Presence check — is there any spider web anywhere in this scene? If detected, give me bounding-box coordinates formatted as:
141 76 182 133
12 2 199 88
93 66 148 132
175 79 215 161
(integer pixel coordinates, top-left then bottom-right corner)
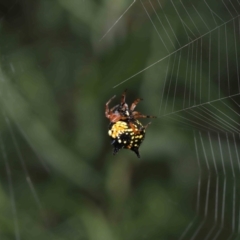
100 0 240 239
0 0 240 239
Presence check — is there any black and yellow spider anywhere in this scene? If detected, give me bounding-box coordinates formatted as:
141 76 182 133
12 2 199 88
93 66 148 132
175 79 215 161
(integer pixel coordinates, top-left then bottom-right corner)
105 89 156 158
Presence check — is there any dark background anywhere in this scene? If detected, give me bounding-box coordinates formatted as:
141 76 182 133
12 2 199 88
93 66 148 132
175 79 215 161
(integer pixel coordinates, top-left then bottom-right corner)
0 0 240 239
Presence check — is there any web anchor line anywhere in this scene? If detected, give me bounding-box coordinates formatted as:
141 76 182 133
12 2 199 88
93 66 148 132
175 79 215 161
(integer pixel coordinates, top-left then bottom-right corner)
99 0 136 42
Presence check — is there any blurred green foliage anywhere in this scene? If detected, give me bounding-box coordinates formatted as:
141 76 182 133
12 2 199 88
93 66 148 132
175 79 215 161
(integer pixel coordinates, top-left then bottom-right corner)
0 0 239 239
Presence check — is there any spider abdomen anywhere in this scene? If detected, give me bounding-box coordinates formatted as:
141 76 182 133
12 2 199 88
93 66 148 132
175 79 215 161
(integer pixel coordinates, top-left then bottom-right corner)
108 120 145 158
105 90 155 158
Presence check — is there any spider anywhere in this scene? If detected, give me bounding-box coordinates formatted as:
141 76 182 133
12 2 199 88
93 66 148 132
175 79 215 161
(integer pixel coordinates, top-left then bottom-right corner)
105 89 156 158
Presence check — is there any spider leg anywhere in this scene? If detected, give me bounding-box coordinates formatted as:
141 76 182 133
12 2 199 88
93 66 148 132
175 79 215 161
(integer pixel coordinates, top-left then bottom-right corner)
129 121 151 135
121 89 127 105
130 98 143 111
129 122 142 135
110 115 128 122
110 104 119 112
144 121 152 129
119 89 131 116
132 111 156 119
105 95 116 118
